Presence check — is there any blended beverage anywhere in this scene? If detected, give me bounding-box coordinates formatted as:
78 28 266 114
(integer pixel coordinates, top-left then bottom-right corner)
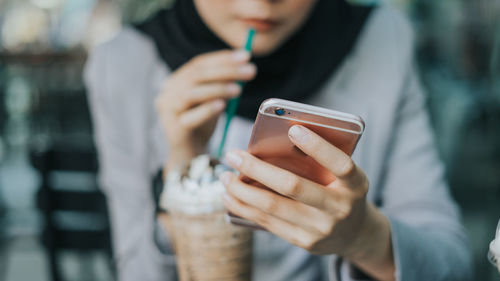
160 155 253 281
490 220 500 273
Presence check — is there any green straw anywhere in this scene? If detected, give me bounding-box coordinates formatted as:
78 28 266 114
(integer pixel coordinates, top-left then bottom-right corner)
216 29 256 158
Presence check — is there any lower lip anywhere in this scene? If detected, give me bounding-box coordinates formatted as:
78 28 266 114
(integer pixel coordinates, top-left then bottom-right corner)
240 19 277 31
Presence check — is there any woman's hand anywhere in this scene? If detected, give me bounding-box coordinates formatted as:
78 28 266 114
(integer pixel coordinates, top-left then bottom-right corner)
155 50 257 169
220 125 395 281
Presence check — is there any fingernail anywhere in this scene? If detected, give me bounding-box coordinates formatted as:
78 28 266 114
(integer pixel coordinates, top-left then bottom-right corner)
226 83 242 95
212 100 225 111
225 151 243 168
289 125 309 144
233 50 250 62
219 172 232 185
239 64 256 75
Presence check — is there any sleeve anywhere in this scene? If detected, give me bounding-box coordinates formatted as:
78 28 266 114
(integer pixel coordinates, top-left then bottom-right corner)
339 66 473 281
84 44 177 281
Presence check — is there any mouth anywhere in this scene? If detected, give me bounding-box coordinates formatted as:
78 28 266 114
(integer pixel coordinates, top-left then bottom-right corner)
239 18 278 31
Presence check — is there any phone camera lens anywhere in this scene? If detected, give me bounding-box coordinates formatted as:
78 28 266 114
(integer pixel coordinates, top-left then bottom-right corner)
275 108 285 116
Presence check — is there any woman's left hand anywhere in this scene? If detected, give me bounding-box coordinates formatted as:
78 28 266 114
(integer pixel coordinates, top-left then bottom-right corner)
220 125 395 280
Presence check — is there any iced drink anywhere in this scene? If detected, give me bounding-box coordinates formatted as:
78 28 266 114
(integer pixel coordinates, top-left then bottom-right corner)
160 155 253 281
489 219 500 273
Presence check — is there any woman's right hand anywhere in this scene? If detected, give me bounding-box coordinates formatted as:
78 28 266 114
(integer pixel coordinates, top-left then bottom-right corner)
155 50 257 170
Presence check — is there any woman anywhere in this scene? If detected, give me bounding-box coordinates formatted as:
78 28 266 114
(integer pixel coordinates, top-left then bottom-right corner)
85 0 472 280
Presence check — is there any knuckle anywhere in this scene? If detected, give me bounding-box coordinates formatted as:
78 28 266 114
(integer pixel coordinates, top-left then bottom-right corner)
262 197 279 214
351 173 370 197
227 176 240 192
316 192 329 209
336 203 353 221
338 159 355 177
300 235 318 251
317 219 336 236
204 84 223 98
225 176 235 190
239 154 252 171
252 212 269 227
230 66 244 79
288 236 303 248
217 84 228 94
173 101 185 113
282 175 302 198
358 176 370 196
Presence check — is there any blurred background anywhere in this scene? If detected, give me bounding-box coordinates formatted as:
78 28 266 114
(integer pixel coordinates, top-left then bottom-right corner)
0 0 499 280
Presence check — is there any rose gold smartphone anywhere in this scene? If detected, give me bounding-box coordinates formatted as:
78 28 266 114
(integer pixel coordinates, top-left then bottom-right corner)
228 98 365 229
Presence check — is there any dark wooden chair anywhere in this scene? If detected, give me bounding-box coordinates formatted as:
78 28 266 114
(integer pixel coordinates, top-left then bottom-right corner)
0 58 8 281
30 143 113 281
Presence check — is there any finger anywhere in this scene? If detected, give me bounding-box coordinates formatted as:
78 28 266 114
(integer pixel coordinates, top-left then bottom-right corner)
222 192 318 251
225 150 336 209
188 49 251 69
194 63 257 84
288 125 368 188
161 50 249 107
156 78 193 114
220 172 326 234
188 83 241 106
178 99 225 129
157 83 239 114
181 49 251 81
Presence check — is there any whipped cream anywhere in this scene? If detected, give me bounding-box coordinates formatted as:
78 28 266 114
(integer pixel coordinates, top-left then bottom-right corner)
490 220 500 271
160 155 228 215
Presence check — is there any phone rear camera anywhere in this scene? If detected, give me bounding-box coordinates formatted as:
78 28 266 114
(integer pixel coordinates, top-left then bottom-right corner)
275 108 285 116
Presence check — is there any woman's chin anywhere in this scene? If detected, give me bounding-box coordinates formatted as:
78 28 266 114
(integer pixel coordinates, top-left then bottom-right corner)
251 46 275 57
249 40 283 57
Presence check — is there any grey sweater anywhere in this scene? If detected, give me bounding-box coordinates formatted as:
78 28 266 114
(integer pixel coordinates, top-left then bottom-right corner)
85 5 472 281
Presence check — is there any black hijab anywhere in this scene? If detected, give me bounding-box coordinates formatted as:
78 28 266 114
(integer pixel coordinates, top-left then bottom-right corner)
136 0 373 120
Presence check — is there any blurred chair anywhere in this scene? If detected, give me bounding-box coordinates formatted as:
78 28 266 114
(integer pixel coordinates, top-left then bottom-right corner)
0 62 7 281
1 48 111 280
30 141 113 281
